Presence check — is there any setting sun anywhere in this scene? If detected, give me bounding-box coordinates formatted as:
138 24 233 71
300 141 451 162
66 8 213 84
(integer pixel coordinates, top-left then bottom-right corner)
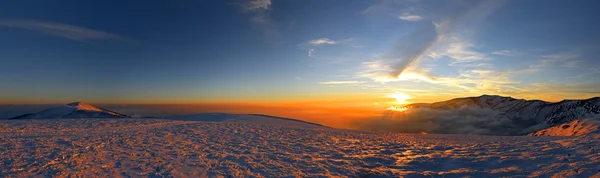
387 106 408 112
388 93 412 104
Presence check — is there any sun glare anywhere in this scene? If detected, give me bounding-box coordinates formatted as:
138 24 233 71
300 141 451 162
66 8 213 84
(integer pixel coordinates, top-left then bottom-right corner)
389 93 412 104
387 106 408 111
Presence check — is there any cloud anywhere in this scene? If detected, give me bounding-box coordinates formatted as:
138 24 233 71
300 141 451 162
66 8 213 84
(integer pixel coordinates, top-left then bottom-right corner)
319 81 365 85
304 38 358 57
491 50 513 56
528 51 582 70
247 0 271 10
238 0 279 40
308 49 315 57
442 42 490 64
359 57 528 97
398 13 422 21
0 19 127 42
352 106 543 135
310 38 339 45
361 0 505 81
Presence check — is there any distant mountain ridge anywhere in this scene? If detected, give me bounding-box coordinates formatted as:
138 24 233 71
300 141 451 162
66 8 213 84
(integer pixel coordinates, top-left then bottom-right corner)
406 95 600 131
165 113 328 128
9 102 130 119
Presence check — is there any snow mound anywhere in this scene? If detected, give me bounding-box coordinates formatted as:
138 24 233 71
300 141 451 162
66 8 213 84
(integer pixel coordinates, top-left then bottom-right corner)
9 102 129 119
165 113 327 128
530 117 600 136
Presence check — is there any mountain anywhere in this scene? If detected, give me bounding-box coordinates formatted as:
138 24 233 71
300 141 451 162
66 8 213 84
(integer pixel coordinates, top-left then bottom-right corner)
165 113 328 128
9 102 130 119
405 95 600 134
529 117 600 136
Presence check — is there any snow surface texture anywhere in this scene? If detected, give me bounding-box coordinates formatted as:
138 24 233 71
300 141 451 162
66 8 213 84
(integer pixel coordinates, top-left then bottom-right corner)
530 117 600 136
9 102 129 119
1 119 600 177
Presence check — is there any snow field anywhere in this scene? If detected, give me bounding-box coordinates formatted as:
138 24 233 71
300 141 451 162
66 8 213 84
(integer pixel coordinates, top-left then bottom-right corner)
0 119 599 177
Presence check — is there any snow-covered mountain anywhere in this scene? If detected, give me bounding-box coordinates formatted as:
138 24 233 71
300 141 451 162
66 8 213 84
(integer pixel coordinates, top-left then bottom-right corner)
9 102 130 119
529 117 600 136
165 113 327 128
405 95 600 133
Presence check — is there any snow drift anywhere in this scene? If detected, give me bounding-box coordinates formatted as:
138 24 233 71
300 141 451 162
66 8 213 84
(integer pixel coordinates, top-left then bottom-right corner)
530 117 600 136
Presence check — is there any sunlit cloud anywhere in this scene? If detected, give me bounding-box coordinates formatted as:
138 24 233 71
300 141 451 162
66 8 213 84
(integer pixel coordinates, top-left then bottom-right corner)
319 81 366 85
0 19 127 42
361 0 505 84
359 58 532 98
355 0 513 103
440 42 490 64
310 38 339 45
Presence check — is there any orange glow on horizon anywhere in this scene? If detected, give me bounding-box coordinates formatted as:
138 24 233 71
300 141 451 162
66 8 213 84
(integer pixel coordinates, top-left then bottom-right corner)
386 106 409 112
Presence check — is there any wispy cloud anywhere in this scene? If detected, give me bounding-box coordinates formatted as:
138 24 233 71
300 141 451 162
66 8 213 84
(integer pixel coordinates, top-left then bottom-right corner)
361 0 505 81
398 13 422 21
0 19 127 42
528 51 582 70
319 81 365 85
247 0 271 10
304 38 358 57
310 38 339 45
308 49 315 57
442 42 490 64
238 0 279 40
491 50 513 56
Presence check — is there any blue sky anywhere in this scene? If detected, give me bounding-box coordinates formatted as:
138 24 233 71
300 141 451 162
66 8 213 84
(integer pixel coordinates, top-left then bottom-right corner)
1 0 600 104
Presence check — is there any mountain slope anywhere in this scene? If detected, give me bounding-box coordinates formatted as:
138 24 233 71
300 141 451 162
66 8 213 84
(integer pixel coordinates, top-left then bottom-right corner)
529 117 600 136
165 113 327 128
9 102 130 119
406 95 600 127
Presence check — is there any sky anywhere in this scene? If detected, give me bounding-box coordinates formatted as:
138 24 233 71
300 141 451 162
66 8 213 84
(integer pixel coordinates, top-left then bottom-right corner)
1 0 600 120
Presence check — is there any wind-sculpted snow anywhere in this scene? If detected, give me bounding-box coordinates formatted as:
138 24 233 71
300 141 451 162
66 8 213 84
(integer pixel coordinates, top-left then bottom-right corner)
1 119 600 177
530 117 600 136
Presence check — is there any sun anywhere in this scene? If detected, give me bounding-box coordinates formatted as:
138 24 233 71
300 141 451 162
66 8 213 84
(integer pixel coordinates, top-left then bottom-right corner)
388 93 412 104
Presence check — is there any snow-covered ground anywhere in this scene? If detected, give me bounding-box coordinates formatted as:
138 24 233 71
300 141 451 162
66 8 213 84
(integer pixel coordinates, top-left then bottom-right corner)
1 119 599 177
530 117 600 136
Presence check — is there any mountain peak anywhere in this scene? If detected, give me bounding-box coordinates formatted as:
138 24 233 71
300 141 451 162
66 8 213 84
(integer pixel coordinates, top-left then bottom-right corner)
66 102 84 106
65 102 102 112
478 94 514 99
9 102 129 119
